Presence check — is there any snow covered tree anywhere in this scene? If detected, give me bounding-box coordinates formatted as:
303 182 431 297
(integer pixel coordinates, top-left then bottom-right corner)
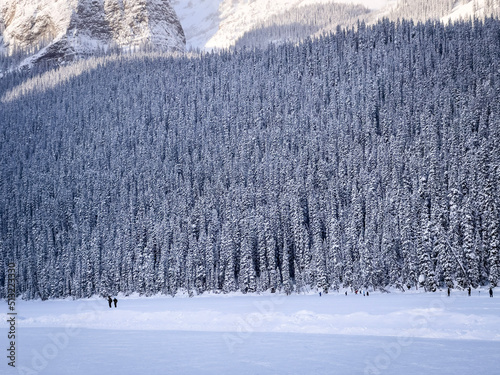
2 18 500 299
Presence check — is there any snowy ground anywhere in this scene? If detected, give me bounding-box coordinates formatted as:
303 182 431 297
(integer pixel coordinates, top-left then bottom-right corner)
1 288 500 374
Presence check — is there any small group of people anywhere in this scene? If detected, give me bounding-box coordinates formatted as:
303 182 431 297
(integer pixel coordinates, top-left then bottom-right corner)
354 290 369 296
319 290 369 296
447 287 493 297
341 290 368 296
107 296 118 308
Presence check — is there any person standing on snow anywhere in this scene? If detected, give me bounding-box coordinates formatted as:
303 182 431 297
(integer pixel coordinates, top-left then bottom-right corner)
108 296 112 308
113 297 118 307
490 288 494 298
468 287 471 296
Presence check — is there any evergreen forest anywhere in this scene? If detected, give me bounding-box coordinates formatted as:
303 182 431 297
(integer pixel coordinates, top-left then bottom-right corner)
1 18 499 299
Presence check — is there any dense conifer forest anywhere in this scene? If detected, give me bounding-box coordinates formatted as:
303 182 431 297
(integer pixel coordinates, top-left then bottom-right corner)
1 18 499 299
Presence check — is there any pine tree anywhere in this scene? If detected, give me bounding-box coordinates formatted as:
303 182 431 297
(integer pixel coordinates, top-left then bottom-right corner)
221 223 236 293
327 216 343 291
281 239 292 295
462 197 480 287
238 228 257 293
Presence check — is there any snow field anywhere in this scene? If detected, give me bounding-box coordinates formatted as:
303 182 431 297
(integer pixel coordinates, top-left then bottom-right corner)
4 289 499 341
4 328 500 375
1 289 499 374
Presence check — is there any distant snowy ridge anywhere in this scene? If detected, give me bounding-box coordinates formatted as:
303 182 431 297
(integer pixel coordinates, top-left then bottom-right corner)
3 0 498 64
441 0 499 23
172 0 500 50
204 0 394 50
0 0 185 67
172 0 395 50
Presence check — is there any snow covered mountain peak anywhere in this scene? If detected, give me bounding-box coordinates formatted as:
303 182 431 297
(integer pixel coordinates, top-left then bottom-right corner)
0 0 186 66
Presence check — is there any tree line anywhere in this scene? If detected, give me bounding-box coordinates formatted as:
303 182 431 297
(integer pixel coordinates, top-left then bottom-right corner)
1 18 499 299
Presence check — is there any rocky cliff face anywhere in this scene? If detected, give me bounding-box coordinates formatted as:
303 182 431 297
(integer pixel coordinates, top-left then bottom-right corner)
0 0 185 65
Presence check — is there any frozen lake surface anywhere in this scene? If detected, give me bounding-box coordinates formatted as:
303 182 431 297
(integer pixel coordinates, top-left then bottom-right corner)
1 288 499 374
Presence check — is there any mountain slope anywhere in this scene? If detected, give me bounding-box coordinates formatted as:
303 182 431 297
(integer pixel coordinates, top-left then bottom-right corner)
172 0 500 50
172 0 395 50
208 0 398 50
0 0 185 67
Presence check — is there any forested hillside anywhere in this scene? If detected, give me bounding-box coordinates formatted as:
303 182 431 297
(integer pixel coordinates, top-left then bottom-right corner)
1 18 499 299
234 0 500 50
234 3 371 49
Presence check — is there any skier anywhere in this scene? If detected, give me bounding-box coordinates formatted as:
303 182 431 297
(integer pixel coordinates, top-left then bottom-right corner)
319 291 322 297
345 291 347 296
107 296 112 308
447 288 450 297
490 288 493 298
113 297 118 308
366 291 369 296
468 287 471 296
